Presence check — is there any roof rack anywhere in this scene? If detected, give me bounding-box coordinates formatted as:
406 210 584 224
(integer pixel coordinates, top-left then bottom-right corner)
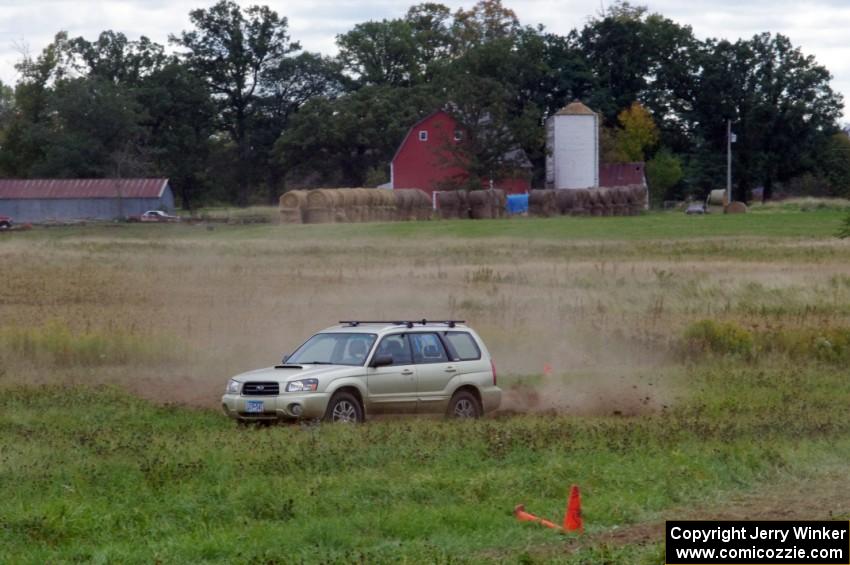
339 319 466 329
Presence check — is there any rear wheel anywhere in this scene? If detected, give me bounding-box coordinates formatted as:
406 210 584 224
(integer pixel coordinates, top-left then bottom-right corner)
0 221 10 230
323 392 363 424
447 390 482 419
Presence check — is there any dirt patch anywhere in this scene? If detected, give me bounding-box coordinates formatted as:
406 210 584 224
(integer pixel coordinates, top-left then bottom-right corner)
499 369 676 417
569 471 850 552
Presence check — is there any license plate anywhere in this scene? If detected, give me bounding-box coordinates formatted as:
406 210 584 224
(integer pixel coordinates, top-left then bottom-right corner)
246 400 264 413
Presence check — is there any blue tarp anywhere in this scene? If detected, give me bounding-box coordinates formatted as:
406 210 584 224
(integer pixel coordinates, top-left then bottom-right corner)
506 194 528 215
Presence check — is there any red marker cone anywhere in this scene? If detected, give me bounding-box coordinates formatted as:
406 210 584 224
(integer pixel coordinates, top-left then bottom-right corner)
563 485 583 532
514 504 561 530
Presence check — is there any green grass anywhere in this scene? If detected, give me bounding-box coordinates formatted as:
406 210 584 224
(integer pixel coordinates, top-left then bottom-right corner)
1 361 849 563
4 208 847 244
2 206 850 562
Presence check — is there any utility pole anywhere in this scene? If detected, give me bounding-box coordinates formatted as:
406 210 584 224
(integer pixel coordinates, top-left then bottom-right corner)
726 120 732 205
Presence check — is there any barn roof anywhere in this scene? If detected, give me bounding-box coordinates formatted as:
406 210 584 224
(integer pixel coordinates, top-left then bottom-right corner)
555 101 596 116
391 110 444 164
0 178 169 200
392 109 532 169
599 163 646 187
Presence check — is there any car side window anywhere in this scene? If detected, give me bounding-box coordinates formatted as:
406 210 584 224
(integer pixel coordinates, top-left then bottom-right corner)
410 333 449 364
374 334 412 366
443 332 481 361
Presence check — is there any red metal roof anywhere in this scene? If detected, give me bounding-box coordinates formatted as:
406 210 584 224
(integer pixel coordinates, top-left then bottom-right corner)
0 178 169 199
599 163 645 187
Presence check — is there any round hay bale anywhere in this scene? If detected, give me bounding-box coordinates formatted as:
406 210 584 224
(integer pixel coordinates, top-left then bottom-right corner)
724 201 747 214
415 206 432 221
530 189 557 217
608 187 627 216
393 189 419 220
279 208 303 224
555 189 577 215
365 188 381 206
610 186 626 204
279 190 307 210
626 185 645 205
468 190 493 219
306 189 342 209
708 189 728 206
587 190 605 216
485 189 507 218
529 189 545 216
630 185 648 214
571 188 589 215
304 207 332 224
393 190 407 209
338 189 358 208
597 188 614 216
348 188 366 206
628 184 646 216
437 191 460 219
456 190 470 219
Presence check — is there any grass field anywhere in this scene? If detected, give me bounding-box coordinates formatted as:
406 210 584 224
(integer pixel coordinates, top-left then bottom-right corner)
1 209 849 563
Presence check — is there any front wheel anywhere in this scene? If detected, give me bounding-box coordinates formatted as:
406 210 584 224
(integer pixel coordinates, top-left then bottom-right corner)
447 390 482 419
0 222 10 230
323 392 364 424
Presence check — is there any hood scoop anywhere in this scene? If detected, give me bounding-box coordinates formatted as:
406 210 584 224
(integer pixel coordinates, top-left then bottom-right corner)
274 364 303 369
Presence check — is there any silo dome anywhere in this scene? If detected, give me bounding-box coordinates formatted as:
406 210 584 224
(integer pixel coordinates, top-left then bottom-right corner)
545 101 599 189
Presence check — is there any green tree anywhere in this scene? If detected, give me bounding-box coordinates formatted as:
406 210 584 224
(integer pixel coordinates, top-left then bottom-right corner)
33 76 146 178
818 132 850 197
646 148 683 204
574 1 697 129
252 52 343 200
336 19 421 87
275 85 439 187
688 33 843 200
137 60 216 209
614 101 659 161
451 0 520 54
404 3 454 78
67 31 167 85
171 0 300 204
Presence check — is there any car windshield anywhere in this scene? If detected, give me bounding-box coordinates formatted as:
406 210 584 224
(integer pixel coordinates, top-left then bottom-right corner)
287 333 377 366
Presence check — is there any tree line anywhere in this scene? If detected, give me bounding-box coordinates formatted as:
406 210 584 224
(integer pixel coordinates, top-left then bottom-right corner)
0 0 847 208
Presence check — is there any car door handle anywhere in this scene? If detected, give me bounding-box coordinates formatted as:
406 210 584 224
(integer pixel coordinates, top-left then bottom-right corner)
445 366 457 373
401 369 414 376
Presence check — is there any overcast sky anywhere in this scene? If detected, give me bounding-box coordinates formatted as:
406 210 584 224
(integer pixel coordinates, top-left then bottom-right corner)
1 0 847 121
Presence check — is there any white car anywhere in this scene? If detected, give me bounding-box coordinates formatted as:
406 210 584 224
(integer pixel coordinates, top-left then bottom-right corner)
139 210 181 222
221 320 502 423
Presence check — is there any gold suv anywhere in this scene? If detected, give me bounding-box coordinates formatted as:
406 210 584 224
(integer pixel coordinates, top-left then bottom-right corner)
221 320 501 423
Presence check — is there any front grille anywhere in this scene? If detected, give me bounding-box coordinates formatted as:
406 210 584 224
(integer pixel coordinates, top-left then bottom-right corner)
242 382 280 396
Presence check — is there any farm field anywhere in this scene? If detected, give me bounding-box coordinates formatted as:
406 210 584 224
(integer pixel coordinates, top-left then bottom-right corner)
1 208 850 563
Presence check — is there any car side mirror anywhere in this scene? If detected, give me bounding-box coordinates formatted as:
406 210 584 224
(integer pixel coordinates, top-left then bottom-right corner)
281 354 290 364
370 354 393 368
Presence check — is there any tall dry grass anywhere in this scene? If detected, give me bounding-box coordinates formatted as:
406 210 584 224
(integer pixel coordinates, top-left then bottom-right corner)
1 227 849 410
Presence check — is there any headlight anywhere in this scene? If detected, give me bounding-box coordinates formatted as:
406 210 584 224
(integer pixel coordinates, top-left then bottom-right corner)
226 379 241 394
286 379 318 392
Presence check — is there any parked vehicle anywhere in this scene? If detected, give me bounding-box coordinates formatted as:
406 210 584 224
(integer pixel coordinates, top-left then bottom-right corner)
129 210 181 223
0 216 12 229
222 320 501 424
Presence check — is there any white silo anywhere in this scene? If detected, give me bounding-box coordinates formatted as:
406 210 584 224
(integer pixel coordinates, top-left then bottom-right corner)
546 101 599 189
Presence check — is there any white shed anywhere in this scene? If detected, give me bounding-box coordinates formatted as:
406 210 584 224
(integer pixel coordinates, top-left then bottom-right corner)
545 101 599 189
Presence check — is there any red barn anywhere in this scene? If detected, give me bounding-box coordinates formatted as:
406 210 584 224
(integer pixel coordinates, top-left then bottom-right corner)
599 162 646 187
390 110 531 197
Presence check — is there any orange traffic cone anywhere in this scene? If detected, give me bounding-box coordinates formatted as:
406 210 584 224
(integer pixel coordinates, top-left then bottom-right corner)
563 485 583 532
514 504 562 530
